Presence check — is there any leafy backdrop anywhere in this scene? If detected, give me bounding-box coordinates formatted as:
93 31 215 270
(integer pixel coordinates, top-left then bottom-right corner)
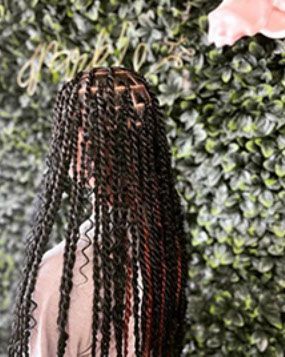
1 0 285 355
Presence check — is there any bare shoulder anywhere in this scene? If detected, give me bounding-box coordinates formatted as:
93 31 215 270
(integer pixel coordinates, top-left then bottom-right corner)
36 238 93 289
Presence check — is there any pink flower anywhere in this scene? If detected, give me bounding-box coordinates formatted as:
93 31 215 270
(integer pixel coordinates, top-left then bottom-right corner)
273 0 285 11
208 0 285 47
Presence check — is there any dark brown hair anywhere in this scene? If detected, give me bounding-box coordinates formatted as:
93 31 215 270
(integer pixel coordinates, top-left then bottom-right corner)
8 66 188 356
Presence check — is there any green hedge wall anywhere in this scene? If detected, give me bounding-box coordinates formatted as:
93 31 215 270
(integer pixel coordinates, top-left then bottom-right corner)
1 0 285 355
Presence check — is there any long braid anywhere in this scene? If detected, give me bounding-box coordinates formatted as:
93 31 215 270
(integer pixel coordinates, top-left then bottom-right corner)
140 102 164 355
111 107 128 357
105 69 126 357
27 81 73 333
119 89 137 357
7 82 69 357
78 68 102 357
56 77 88 355
136 69 189 355
123 87 142 356
28 80 73 355
14 78 77 356
112 86 129 356
133 81 176 356
141 102 168 356
97 79 114 356
154 109 181 356
110 101 130 355
123 93 143 357
90 86 104 356
147 91 181 356
123 84 150 353
126 111 150 356
134 103 154 356
149 88 188 356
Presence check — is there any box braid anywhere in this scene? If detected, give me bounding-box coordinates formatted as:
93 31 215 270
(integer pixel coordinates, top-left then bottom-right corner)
27 78 82 354
103 71 125 357
96 77 115 356
7 66 188 357
7 74 82 356
136 100 168 355
121 88 143 357
128 69 189 356
126 95 155 356
89 79 104 356
7 84 65 355
123 71 177 350
119 89 140 357
56 71 92 355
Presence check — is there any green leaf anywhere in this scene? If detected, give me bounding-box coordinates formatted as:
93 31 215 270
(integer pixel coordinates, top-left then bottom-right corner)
248 41 265 57
275 162 285 177
198 15 208 31
208 49 223 62
180 109 199 130
257 84 275 99
176 140 192 159
232 55 252 73
233 235 246 249
205 138 217 153
251 331 268 352
263 308 282 329
254 257 274 273
264 177 278 188
221 68 232 83
224 310 244 327
272 223 285 238
245 139 257 153
192 231 209 246
258 190 274 208
213 244 234 266
260 141 275 158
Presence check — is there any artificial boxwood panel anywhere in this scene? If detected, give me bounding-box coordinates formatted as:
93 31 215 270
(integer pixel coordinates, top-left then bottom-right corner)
1 0 285 355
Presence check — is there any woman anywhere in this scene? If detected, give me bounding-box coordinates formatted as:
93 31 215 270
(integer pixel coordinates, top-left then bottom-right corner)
8 66 188 356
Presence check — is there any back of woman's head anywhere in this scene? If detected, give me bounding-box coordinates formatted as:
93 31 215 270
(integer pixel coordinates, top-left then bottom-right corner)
8 66 189 357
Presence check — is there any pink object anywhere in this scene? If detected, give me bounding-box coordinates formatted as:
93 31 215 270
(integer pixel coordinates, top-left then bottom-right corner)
29 213 143 356
208 0 285 47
